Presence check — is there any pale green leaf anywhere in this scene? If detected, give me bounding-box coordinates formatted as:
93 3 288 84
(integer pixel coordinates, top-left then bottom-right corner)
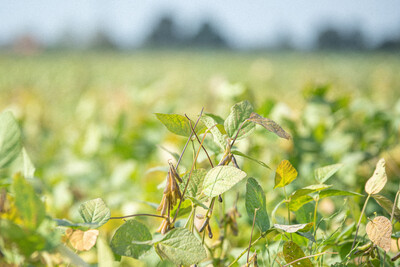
201 114 226 150
274 222 313 233
79 198 110 228
224 100 255 140
247 112 291 139
97 236 118 267
365 158 387 195
0 111 22 169
202 166 247 197
289 184 332 211
179 169 207 200
245 178 270 232
314 163 343 184
110 219 152 259
274 160 298 189
231 150 271 169
289 195 314 211
155 113 193 137
154 228 206 266
283 241 313 267
13 173 45 229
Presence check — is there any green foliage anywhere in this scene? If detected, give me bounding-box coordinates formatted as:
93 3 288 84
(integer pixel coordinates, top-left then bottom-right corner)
0 111 22 169
110 219 152 259
78 198 111 228
202 165 247 197
245 178 270 232
283 241 313 267
154 228 207 266
224 100 255 140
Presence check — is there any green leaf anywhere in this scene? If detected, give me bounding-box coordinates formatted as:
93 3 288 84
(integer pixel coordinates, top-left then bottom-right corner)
155 113 200 137
0 111 22 169
201 114 226 150
110 219 152 259
13 173 45 229
289 195 314 211
202 166 247 197
204 113 225 125
365 158 387 195
179 169 207 200
319 189 362 200
224 100 255 140
283 241 313 267
274 160 298 189
231 150 271 169
372 194 400 222
247 112 291 139
9 147 35 179
245 178 270 232
154 228 206 266
79 198 110 228
314 163 343 184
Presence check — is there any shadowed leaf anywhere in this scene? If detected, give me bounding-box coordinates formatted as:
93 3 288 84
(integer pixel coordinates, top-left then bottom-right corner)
0 111 22 169
232 150 271 169
372 194 400 222
283 241 313 267
314 163 343 184
246 178 270 232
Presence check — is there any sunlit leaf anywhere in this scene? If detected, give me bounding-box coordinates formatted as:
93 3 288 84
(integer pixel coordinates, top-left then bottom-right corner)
372 194 400 222
274 223 313 233
0 111 22 169
110 219 152 259
365 158 387 195
154 228 207 266
245 178 270 232
289 184 332 211
314 163 343 184
201 114 226 150
283 241 313 267
68 229 99 251
155 113 194 137
274 160 298 189
366 216 392 252
231 150 271 169
13 173 45 229
179 169 207 200
224 100 255 140
289 195 314 211
79 198 110 228
202 166 247 197
247 112 291 139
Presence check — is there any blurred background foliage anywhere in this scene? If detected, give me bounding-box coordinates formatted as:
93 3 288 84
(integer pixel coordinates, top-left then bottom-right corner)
1 1 400 265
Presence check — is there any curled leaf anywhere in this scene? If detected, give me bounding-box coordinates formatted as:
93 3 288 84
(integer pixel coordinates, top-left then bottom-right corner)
274 223 313 233
366 216 392 252
247 112 291 140
365 158 387 195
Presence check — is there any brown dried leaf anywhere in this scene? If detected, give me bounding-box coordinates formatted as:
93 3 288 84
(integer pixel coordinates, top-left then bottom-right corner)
365 158 387 195
366 216 392 252
69 229 99 251
248 112 291 140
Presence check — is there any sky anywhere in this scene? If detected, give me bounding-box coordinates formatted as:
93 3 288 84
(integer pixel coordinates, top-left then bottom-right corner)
0 0 399 48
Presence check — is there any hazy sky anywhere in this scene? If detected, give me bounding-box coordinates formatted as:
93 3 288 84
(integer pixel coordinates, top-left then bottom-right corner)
1 0 399 48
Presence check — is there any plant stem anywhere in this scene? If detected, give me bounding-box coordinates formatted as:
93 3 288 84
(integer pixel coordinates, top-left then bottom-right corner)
283 187 292 239
351 194 371 250
110 213 165 220
227 234 264 267
313 196 319 235
247 208 259 263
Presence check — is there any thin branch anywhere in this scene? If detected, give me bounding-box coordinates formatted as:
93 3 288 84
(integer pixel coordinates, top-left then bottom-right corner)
352 194 371 250
185 113 214 168
247 208 259 263
282 252 338 267
230 119 249 148
175 107 204 168
110 213 165 220
227 234 264 267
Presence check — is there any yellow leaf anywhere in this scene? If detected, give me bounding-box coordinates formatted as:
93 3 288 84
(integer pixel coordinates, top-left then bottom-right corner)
365 158 387 195
366 216 392 252
274 160 298 189
69 229 99 251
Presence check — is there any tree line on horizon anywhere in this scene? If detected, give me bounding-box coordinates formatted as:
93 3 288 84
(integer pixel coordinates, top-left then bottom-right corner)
4 14 400 54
